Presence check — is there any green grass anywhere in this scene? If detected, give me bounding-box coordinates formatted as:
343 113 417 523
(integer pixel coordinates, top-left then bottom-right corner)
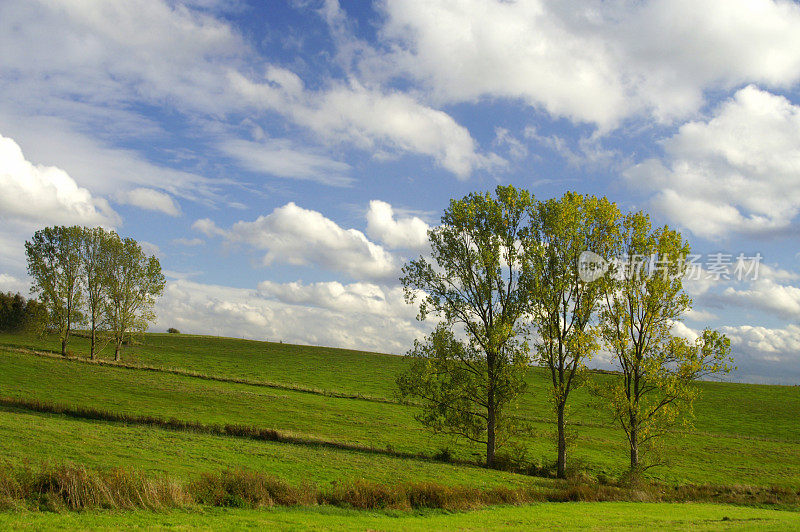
1 331 799 528
1 334 798 487
2 503 799 531
0 407 541 489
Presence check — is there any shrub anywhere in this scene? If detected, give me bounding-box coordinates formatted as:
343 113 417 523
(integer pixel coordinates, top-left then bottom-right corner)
167 328 180 334
190 470 314 508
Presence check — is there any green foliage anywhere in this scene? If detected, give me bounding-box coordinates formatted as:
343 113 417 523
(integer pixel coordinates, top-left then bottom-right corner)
524 192 621 478
103 233 166 360
596 212 734 470
397 325 527 450
399 185 535 466
79 226 115 359
0 292 46 334
25 226 85 355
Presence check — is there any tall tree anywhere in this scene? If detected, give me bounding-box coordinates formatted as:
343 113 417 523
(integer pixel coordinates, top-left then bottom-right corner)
524 192 620 478
25 226 84 356
104 234 166 361
80 226 112 359
398 185 535 467
597 212 734 470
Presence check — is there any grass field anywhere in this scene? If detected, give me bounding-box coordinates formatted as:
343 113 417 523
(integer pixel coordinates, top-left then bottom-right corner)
1 331 798 529
2 503 800 531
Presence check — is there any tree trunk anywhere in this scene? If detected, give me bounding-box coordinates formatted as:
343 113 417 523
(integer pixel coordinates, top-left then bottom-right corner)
114 340 121 362
556 401 567 478
61 338 67 357
90 324 96 360
630 412 639 470
486 399 496 468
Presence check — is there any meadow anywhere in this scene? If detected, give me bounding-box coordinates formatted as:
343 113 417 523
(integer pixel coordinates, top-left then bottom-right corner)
0 331 798 529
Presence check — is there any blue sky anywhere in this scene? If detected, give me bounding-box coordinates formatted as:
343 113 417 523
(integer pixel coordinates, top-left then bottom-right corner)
2 0 800 383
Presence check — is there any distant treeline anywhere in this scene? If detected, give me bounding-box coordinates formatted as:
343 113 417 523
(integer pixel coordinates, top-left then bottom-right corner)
0 292 46 333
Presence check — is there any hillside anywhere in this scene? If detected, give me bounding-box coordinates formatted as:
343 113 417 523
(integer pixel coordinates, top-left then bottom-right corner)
0 331 798 529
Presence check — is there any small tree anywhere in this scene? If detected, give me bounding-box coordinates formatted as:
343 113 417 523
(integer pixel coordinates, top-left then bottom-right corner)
597 212 734 471
80 226 112 359
25 226 85 356
104 234 166 361
398 185 535 467
524 192 620 478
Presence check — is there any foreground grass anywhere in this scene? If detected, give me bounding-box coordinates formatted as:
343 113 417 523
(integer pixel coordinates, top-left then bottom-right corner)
2 503 800 531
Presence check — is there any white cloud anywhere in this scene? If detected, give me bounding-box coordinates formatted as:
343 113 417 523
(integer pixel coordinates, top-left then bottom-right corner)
671 321 700 343
682 308 718 323
191 218 227 238
0 273 29 295
374 0 800 129
172 237 205 247
721 280 800 320
226 203 399 281
627 86 800 238
722 324 800 357
220 138 353 186
257 280 416 319
718 324 800 383
231 74 499 178
118 188 181 217
0 133 119 228
154 278 426 354
139 242 162 259
366 200 430 250
0 0 499 182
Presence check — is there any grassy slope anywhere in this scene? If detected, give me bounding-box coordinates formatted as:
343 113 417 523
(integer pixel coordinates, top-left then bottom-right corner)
2 503 799 531
1 332 798 487
0 408 539 489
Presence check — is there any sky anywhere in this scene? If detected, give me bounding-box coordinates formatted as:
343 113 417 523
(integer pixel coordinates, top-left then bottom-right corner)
1 0 800 384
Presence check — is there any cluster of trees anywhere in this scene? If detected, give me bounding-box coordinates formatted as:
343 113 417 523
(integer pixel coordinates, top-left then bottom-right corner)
0 292 46 333
398 186 733 477
25 226 166 361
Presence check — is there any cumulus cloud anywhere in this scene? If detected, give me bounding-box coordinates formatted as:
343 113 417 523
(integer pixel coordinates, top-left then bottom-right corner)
366 200 430 250
0 133 118 228
192 218 227 238
627 86 800 238
258 280 416 319
720 324 800 383
375 0 800 129
231 74 499 178
225 203 399 281
0 1 496 181
154 278 426 354
118 188 181 216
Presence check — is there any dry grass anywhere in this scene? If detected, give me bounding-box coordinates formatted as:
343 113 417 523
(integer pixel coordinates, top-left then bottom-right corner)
2 464 797 514
0 464 189 512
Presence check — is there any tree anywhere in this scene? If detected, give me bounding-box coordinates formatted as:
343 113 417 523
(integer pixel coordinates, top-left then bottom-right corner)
398 185 535 467
80 226 112 359
25 226 85 356
0 292 47 334
524 192 620 478
596 212 734 471
104 234 166 361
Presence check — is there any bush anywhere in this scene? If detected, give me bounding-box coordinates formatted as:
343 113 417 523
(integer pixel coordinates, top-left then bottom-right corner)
167 328 180 334
190 470 314 508
432 447 454 462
